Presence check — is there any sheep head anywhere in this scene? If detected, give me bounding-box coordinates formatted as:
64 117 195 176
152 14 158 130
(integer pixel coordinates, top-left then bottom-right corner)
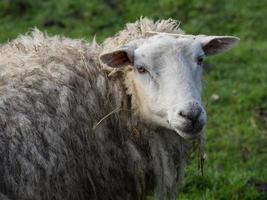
100 33 239 139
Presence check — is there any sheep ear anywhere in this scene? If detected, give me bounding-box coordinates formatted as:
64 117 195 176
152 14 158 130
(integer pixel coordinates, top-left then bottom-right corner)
100 45 136 68
199 36 240 56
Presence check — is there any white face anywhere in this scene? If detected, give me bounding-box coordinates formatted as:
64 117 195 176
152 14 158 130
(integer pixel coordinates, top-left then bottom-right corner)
101 34 239 139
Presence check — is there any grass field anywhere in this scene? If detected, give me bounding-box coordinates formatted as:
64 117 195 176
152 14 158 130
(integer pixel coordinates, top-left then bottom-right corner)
0 0 267 199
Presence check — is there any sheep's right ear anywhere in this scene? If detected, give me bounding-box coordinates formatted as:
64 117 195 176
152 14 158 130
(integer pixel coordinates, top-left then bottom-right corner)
100 45 136 68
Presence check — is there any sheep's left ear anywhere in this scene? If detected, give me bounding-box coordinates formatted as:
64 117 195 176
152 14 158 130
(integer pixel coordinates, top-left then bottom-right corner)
100 44 137 68
199 36 240 56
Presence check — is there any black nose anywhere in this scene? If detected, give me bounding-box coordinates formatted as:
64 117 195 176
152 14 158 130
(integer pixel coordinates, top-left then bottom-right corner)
178 101 202 124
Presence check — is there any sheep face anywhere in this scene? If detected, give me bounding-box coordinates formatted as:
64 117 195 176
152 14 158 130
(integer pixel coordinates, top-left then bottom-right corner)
100 34 239 139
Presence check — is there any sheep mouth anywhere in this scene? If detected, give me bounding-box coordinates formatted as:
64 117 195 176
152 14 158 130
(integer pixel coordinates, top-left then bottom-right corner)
167 121 204 139
173 128 203 139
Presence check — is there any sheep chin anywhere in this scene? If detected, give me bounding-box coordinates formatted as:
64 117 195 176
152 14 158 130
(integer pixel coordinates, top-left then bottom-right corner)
173 128 202 140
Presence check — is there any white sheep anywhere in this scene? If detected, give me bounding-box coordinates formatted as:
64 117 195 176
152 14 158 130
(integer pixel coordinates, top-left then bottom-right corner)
0 18 239 200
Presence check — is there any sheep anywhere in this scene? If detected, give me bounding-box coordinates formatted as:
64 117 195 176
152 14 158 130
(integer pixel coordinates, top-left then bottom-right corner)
0 18 239 200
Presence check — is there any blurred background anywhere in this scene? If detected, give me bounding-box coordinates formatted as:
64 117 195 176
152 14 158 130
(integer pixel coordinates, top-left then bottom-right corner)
0 0 266 199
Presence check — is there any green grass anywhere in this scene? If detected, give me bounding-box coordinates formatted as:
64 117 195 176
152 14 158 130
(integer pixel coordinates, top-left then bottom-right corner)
1 0 267 199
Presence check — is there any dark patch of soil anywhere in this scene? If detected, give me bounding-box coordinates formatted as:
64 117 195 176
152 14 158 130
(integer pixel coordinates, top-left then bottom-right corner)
43 19 66 28
247 178 267 193
254 96 267 130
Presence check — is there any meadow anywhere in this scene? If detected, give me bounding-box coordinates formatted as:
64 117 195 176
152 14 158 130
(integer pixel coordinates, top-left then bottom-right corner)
0 0 266 199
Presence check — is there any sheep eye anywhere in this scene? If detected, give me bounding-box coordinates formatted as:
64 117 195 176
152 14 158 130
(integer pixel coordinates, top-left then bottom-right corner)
136 66 147 74
197 56 204 65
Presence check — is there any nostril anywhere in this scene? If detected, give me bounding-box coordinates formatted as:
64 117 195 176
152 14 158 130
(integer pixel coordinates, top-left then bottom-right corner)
179 110 195 121
195 107 202 119
178 110 187 118
178 107 202 122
